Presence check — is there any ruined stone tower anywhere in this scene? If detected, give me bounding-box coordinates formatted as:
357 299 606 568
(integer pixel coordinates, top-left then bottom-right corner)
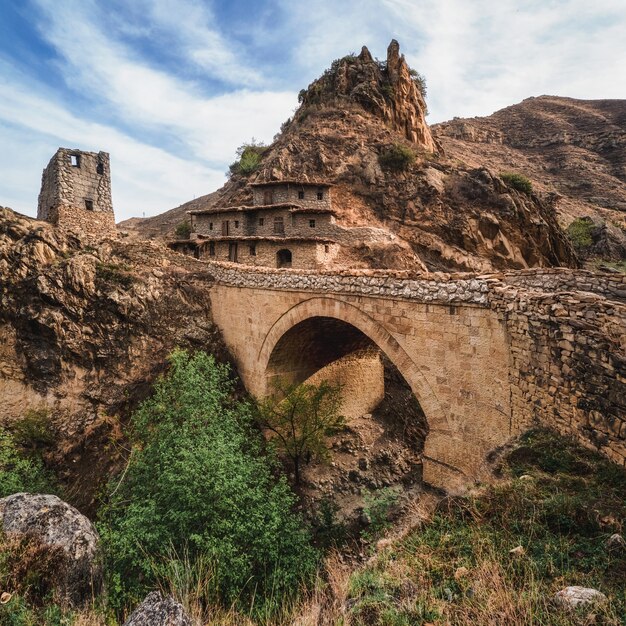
37 148 116 238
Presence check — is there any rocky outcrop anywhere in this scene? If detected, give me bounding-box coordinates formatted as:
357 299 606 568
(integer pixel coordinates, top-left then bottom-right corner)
179 41 578 273
123 592 192 626
0 493 101 606
0 207 228 511
434 96 626 240
298 41 437 152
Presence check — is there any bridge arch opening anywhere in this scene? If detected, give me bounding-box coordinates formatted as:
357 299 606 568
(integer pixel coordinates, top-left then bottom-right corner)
265 314 428 451
263 312 429 524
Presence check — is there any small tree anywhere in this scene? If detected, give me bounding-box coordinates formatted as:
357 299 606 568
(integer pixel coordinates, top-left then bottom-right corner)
174 221 191 239
228 140 268 176
257 380 345 485
378 143 416 172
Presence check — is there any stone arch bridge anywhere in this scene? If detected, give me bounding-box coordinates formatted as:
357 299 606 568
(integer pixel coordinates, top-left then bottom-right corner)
207 264 626 492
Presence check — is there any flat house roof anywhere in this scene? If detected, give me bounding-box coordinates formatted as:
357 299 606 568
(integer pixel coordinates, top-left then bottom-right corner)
249 179 333 188
195 234 337 244
188 202 336 216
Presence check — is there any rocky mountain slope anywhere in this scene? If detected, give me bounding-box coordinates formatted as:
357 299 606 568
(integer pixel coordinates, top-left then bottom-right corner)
128 41 578 273
119 191 218 240
434 96 626 261
0 207 227 511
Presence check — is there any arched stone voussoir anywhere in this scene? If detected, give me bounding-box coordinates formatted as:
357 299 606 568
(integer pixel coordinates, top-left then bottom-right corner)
257 296 449 434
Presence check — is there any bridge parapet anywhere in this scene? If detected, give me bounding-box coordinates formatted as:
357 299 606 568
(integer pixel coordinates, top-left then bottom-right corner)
204 261 626 304
207 262 494 305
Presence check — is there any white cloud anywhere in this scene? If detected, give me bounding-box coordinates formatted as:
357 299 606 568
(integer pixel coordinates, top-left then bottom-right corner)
0 62 223 219
1 0 624 222
379 0 626 121
32 0 296 161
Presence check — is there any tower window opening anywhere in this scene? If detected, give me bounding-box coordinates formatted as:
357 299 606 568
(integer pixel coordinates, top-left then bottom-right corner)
70 154 80 168
317 189 324 200
309 219 316 228
96 162 104 175
298 190 305 199
85 199 94 211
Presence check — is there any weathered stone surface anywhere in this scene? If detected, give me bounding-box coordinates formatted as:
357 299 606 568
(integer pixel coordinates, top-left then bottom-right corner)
554 586 608 610
123 591 192 626
434 96 626 241
0 207 227 512
0 493 101 606
38 148 116 240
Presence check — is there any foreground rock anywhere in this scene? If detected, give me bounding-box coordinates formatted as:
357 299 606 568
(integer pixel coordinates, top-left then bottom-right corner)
0 493 101 605
123 591 192 626
554 586 608 610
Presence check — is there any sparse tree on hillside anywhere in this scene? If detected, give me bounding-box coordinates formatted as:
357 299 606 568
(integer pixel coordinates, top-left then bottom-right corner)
257 380 345 485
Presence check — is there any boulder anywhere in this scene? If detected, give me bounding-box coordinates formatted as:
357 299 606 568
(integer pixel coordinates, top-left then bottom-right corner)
123 591 192 626
554 586 608 610
0 493 101 605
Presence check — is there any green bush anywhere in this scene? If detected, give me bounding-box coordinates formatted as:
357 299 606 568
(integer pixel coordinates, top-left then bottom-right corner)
500 172 533 194
98 350 317 617
566 217 594 250
11 409 54 454
174 221 191 239
0 429 55 498
228 141 268 176
378 144 416 172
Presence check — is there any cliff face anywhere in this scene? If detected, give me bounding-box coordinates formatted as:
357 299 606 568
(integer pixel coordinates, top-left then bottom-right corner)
0 207 226 510
298 41 437 152
434 96 626 231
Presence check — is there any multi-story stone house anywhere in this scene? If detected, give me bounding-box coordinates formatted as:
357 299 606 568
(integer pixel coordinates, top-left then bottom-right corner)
179 181 340 269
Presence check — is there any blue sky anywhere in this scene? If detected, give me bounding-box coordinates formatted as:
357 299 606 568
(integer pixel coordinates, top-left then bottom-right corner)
1 0 625 221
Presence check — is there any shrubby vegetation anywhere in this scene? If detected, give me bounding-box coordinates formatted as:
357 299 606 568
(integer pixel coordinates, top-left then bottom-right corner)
174 221 191 239
567 217 595 251
378 144 417 172
98 350 317 619
500 171 533 195
228 141 268 176
342 429 626 625
0 423 55 499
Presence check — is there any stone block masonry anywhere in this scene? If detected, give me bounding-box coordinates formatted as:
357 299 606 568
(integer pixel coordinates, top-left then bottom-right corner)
203 260 625 487
37 148 116 239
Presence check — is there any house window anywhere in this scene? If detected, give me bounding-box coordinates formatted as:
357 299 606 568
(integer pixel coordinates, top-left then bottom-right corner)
259 218 264 226
85 199 94 211
222 220 230 236
273 216 284 234
324 244 329 253
96 162 104 175
298 190 305 199
234 220 239 228
209 222 213 230
249 244 257 256
317 189 324 200
69 154 80 168
209 242 215 256
309 219 316 228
